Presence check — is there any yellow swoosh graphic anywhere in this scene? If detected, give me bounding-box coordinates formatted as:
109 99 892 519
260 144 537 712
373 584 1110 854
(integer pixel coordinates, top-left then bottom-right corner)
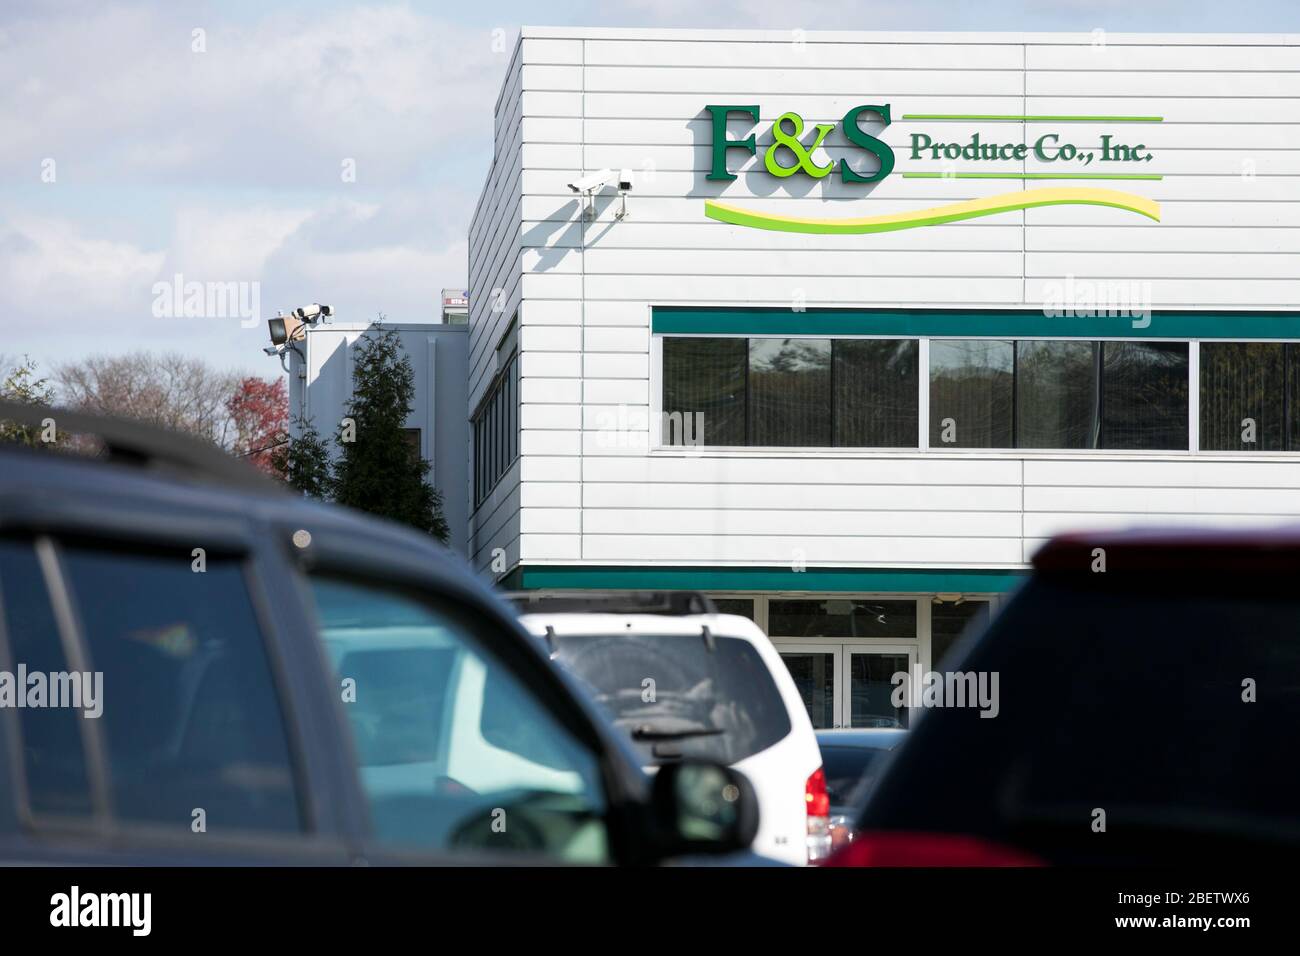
704 187 1161 234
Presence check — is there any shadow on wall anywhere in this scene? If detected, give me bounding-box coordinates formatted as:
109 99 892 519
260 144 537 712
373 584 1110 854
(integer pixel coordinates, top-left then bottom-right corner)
523 199 582 270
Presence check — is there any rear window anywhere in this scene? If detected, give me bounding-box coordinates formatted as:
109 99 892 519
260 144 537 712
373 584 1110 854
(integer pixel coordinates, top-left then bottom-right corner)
863 573 1300 852
821 746 889 809
550 633 791 765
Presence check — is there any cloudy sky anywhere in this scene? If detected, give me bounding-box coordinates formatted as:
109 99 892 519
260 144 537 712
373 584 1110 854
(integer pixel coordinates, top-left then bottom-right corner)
2 0 1296 378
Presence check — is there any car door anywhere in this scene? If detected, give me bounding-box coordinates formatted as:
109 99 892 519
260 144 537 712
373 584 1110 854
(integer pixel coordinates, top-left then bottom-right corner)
0 518 352 865
282 524 646 865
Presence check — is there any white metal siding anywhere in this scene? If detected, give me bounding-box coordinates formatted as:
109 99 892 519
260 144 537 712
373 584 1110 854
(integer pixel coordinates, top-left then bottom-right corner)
471 28 1300 574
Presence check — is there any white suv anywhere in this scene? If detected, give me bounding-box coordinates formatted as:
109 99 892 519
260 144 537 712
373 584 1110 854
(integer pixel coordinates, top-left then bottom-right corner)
511 594 827 865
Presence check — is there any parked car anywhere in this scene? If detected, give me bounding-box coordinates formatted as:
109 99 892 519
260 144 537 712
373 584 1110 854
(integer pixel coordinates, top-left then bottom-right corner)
825 526 1300 866
0 402 760 866
815 728 905 851
511 593 825 865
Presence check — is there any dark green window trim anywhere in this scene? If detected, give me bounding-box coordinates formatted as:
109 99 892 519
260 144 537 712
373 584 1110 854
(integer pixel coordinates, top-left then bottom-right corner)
508 565 1028 594
653 307 1300 341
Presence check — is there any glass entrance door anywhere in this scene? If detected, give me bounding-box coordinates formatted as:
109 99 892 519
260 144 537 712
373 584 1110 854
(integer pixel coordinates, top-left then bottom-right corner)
843 646 916 729
775 644 917 729
776 643 839 730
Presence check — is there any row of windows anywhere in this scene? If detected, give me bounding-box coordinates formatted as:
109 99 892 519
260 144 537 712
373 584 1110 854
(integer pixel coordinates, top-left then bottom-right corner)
662 337 1300 452
472 350 519 506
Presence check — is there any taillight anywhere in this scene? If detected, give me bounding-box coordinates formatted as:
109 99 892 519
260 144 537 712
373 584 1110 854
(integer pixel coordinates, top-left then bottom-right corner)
805 767 830 817
821 831 1045 867
805 767 832 863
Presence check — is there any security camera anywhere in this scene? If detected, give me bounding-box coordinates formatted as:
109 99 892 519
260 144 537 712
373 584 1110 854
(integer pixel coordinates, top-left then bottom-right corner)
293 303 333 322
262 346 280 356
567 169 618 194
617 169 634 192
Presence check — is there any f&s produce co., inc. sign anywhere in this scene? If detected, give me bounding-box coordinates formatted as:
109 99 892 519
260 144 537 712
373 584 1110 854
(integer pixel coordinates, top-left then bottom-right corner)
702 104 1163 234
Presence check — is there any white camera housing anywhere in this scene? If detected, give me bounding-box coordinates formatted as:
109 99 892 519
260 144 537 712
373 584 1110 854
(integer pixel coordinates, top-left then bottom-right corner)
567 169 618 194
293 303 334 322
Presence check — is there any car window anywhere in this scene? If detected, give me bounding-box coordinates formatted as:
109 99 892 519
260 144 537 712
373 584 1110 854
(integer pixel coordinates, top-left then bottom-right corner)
820 746 886 808
59 542 302 834
0 539 93 818
307 576 611 863
550 633 792 765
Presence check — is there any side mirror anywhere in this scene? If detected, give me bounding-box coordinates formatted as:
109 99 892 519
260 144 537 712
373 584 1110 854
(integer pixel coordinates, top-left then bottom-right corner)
650 761 760 859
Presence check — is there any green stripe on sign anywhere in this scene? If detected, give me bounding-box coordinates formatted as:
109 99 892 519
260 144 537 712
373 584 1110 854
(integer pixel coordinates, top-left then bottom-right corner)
900 114 1164 122
514 565 1030 594
901 173 1163 180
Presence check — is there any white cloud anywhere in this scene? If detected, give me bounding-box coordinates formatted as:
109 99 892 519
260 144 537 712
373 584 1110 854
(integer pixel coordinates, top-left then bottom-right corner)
0 3 506 188
0 216 165 317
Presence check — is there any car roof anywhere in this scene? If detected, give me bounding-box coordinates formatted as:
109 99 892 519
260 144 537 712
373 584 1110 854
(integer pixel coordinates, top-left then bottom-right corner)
0 439 467 574
0 440 655 790
1034 523 1300 572
815 728 907 749
516 611 766 641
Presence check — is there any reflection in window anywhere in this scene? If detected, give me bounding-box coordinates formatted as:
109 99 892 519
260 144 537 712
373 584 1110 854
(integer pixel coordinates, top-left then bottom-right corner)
1101 342 1188 450
662 337 746 446
749 338 832 446
929 340 1014 448
0 540 93 818
849 653 910 729
780 652 836 729
1201 342 1286 451
62 544 301 833
710 597 755 621
1016 341 1099 449
309 576 610 861
768 599 917 639
834 339 918 447
930 600 992 669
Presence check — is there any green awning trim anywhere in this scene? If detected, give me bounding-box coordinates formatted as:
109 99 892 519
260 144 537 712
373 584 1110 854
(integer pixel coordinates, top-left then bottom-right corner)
652 307 1300 340
511 565 1029 594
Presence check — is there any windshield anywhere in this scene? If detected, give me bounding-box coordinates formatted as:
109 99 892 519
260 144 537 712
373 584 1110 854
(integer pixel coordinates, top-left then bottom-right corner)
550 632 791 765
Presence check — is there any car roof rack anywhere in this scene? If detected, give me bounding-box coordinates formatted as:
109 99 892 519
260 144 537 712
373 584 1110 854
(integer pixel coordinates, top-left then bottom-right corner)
0 400 282 495
503 590 718 616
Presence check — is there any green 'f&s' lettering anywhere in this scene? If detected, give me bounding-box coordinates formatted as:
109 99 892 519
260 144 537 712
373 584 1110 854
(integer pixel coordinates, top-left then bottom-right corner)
704 104 896 183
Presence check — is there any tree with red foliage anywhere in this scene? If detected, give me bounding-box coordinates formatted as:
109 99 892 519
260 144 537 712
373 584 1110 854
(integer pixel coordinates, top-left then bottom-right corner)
227 376 289 477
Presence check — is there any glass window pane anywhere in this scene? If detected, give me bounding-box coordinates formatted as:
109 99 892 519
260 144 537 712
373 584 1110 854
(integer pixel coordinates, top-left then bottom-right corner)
1290 345 1300 452
1200 342 1285 451
929 340 1014 448
779 652 835 729
833 339 918 447
1100 342 1189 449
749 338 832 447
309 576 610 861
849 653 909 729
1016 340 1099 449
710 597 755 621
768 599 916 639
930 600 991 669
62 544 302 833
662 337 746 446
0 539 92 817
551 632 792 765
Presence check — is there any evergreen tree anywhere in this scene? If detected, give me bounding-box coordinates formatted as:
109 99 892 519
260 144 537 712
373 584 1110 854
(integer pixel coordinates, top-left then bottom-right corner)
0 356 58 447
331 321 449 542
273 415 333 500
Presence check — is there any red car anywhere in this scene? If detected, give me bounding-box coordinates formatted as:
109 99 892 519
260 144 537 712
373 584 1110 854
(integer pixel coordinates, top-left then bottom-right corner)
825 526 1300 866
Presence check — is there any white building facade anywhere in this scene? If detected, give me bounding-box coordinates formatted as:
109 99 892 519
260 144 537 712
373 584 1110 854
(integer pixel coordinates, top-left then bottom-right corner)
468 28 1300 729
